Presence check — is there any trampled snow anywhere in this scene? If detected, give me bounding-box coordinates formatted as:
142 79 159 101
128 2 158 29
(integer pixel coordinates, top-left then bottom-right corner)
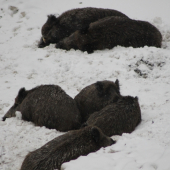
0 0 170 170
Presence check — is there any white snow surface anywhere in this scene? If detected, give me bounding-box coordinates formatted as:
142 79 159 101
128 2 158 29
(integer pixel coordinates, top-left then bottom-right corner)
0 0 170 170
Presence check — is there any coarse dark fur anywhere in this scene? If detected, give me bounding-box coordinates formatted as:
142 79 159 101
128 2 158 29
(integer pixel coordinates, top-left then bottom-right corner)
56 16 162 53
74 80 121 123
38 7 128 47
2 85 81 132
82 96 141 137
20 126 116 170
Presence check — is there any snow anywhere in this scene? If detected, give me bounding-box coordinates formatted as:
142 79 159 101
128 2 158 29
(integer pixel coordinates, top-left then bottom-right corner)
0 0 170 170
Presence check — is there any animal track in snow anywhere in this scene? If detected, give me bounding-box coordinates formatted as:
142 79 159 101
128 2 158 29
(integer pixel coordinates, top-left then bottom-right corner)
129 58 166 78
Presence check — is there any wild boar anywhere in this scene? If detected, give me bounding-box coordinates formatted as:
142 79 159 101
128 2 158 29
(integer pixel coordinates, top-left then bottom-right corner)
74 80 121 122
20 126 116 170
2 85 81 132
56 16 162 53
83 95 141 136
38 7 128 47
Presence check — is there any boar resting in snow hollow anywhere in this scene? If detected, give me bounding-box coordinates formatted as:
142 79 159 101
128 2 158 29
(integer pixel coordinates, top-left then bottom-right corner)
82 96 141 137
74 79 121 123
56 16 162 53
2 85 81 132
38 7 128 47
20 126 116 170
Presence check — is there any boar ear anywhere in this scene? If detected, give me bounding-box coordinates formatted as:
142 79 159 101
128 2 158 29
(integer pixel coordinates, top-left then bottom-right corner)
115 79 120 93
18 88 27 99
91 127 100 143
47 15 59 24
135 96 138 100
96 81 104 96
79 25 89 34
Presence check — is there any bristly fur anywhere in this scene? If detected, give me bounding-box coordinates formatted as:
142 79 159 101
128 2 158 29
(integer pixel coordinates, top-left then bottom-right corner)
38 7 129 48
85 95 141 137
20 126 115 170
79 25 89 34
56 16 162 53
3 85 82 132
74 80 121 122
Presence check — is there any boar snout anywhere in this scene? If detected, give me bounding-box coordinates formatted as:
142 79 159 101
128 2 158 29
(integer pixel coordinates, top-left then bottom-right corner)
2 104 18 121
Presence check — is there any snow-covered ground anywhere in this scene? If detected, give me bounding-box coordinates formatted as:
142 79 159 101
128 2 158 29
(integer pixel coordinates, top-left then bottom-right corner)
0 0 170 169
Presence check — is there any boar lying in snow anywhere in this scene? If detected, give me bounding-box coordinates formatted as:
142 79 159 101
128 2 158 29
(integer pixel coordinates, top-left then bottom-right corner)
82 96 141 137
56 16 162 53
2 85 81 132
74 79 121 123
20 126 116 170
38 7 128 47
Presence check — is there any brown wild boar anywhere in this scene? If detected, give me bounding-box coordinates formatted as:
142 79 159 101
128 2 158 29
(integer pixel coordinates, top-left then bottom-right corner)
56 16 162 53
82 96 141 137
74 79 121 122
20 126 116 170
38 7 128 47
2 85 81 132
